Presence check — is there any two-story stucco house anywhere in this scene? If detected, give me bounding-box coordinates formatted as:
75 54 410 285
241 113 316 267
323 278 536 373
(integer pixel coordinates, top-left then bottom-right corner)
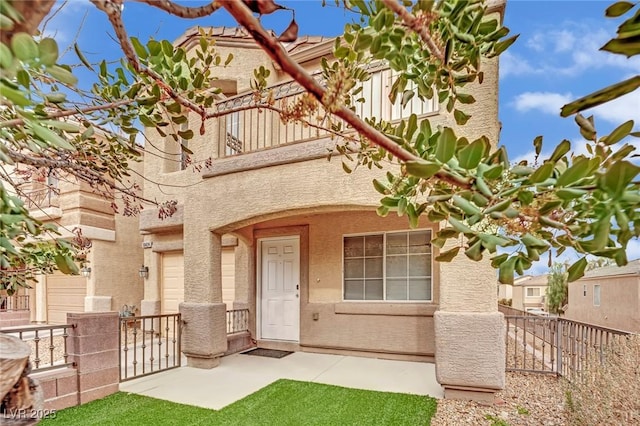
565 259 640 333
3 165 144 325
139 1 506 401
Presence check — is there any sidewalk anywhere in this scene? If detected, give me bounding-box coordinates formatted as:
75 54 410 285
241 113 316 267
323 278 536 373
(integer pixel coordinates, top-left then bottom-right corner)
120 351 443 410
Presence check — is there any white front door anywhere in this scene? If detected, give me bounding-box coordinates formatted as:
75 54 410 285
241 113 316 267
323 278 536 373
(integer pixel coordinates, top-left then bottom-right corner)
260 237 300 341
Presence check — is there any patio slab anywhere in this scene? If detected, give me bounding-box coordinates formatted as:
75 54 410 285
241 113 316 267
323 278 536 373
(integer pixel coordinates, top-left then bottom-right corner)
119 351 443 410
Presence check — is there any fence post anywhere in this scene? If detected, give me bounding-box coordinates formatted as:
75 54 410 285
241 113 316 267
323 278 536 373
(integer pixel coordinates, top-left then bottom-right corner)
67 312 119 404
555 319 562 376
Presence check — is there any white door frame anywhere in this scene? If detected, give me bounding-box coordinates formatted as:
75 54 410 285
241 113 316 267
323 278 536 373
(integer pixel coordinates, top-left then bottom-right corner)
256 235 300 341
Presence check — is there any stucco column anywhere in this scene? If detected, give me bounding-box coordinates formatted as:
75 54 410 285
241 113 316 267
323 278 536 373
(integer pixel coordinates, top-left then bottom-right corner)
435 239 505 402
179 229 227 368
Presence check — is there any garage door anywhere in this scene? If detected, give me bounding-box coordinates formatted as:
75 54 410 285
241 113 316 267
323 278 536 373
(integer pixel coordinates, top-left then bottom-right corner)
46 275 86 324
221 247 235 306
161 252 184 314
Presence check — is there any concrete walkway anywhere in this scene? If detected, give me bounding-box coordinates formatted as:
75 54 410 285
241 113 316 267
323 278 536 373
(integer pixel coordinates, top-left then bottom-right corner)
120 351 443 410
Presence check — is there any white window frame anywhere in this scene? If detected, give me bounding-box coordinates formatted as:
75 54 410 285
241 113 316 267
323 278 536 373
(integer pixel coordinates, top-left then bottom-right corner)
526 287 541 297
593 284 601 306
225 111 242 156
342 229 433 302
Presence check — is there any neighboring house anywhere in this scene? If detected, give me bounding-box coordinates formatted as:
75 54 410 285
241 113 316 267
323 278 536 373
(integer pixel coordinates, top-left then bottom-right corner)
140 1 506 401
7 164 144 325
498 281 515 303
565 259 640 333
511 274 548 312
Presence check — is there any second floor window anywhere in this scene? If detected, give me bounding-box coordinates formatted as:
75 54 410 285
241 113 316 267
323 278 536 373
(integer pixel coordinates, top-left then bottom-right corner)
526 288 541 297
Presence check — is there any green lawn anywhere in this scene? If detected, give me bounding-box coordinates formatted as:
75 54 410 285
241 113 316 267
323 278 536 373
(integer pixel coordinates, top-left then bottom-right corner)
41 379 437 425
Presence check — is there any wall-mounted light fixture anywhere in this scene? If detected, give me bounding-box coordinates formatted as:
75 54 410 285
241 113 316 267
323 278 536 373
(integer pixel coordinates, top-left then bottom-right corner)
138 265 149 279
80 266 91 278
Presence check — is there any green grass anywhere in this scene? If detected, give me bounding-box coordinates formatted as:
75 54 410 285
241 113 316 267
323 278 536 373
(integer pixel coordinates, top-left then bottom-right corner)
41 379 437 425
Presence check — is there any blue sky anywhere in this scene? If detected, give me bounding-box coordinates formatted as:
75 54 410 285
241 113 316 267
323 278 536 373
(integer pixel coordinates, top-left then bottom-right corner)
43 1 640 271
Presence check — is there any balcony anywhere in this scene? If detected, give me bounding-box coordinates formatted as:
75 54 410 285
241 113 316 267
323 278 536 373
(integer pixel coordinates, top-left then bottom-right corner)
213 66 439 158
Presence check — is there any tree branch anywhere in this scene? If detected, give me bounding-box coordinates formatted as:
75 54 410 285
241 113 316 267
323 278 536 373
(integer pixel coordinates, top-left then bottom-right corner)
380 0 444 62
90 0 208 122
0 0 56 44
0 99 137 129
132 0 222 18
221 0 470 189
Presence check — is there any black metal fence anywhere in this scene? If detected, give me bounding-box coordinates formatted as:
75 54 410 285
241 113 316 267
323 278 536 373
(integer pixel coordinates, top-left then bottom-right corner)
226 309 249 334
0 324 75 373
119 313 182 382
500 305 632 381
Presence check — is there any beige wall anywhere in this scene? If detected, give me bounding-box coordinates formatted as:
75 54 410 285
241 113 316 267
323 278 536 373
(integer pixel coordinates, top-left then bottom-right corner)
566 276 640 333
237 210 439 357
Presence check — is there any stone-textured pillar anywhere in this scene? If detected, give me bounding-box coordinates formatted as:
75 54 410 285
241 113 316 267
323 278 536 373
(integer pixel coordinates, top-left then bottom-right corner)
180 230 227 368
66 312 119 404
435 243 505 402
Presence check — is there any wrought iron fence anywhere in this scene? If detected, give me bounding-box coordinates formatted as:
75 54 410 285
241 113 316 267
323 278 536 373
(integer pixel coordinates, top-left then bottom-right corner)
0 324 74 373
226 309 249 335
22 187 58 209
500 304 632 381
215 65 438 157
119 313 182 382
0 294 30 311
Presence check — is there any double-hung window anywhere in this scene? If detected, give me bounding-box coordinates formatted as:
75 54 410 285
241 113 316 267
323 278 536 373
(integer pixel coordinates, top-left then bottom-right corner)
343 230 432 301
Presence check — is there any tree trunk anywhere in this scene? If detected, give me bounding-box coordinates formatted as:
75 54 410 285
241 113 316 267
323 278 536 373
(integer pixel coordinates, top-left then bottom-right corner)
0 334 43 425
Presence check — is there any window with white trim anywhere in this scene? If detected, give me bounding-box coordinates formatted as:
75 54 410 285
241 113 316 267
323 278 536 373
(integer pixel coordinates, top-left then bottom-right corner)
526 287 541 297
343 230 432 301
593 284 601 306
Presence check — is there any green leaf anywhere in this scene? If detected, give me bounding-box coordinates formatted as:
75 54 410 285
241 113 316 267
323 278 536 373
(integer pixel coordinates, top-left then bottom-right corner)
452 195 481 216
11 32 38 61
435 246 460 262
549 140 571 161
602 161 640 197
606 1 635 17
561 76 640 116
27 120 76 151
498 256 517 284
453 109 470 125
0 42 13 68
372 179 388 194
533 135 543 156
435 127 456 163
556 157 590 187
567 257 587 282
602 120 634 145
465 239 483 261
46 65 78 86
131 37 148 59
0 81 30 106
556 188 587 200
528 161 554 184
449 217 474 234
38 37 58 66
405 160 440 179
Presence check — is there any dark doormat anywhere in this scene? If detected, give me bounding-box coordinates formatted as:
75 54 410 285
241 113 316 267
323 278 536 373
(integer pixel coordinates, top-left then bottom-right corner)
242 348 293 359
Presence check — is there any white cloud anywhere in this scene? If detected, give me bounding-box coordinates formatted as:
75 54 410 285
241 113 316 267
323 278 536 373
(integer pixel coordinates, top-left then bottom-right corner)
499 51 537 78
502 24 640 79
511 92 573 115
590 90 640 125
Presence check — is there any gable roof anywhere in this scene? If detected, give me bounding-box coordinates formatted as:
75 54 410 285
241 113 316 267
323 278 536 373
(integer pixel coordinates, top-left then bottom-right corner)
174 26 328 52
582 259 640 280
514 274 548 287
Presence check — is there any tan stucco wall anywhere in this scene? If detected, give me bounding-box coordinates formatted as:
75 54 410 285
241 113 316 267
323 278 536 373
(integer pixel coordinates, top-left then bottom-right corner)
239 210 439 357
566 276 640 333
